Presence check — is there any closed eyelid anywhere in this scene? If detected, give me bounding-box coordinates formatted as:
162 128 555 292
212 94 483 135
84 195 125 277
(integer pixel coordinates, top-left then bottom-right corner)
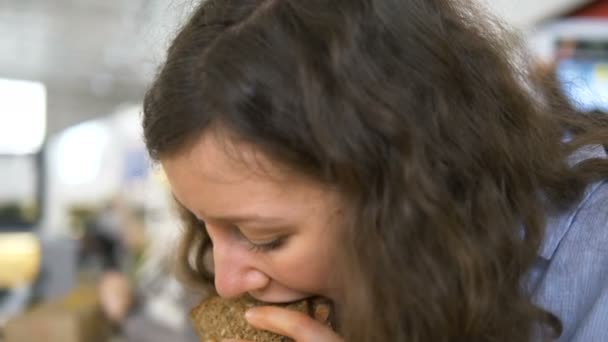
204 216 291 233
224 223 288 246
192 216 292 243
247 235 287 253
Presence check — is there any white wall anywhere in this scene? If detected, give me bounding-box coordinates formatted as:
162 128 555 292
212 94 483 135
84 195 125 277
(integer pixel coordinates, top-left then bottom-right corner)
42 104 148 237
0 157 36 203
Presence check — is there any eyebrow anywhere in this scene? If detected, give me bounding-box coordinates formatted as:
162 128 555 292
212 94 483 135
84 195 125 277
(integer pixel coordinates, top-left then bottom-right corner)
171 196 288 228
201 213 289 227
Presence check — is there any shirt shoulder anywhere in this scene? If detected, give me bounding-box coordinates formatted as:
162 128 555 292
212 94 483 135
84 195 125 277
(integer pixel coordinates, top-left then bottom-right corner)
531 180 608 341
564 180 608 252
538 145 607 259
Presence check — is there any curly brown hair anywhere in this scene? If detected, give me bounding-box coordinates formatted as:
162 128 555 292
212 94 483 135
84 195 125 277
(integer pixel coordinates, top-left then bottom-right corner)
142 0 608 340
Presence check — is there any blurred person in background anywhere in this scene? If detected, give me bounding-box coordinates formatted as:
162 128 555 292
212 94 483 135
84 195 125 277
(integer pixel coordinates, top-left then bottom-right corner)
143 0 608 341
79 197 135 329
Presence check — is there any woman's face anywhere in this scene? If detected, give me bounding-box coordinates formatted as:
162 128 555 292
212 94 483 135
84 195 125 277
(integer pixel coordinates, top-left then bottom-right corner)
161 132 344 303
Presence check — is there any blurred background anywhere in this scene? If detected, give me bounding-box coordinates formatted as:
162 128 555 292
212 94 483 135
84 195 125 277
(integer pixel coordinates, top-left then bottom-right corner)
0 0 606 341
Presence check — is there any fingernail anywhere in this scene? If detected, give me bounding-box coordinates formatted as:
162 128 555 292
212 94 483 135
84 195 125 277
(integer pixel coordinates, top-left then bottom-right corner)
245 308 257 321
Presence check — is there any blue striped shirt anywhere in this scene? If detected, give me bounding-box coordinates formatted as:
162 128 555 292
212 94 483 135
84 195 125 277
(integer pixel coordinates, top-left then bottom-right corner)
526 147 608 341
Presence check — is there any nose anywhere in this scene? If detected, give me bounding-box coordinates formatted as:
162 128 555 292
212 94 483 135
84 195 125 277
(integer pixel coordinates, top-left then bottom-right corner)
212 239 270 299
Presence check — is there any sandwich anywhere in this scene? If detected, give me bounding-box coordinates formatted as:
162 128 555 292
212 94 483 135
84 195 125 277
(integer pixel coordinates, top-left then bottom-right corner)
190 295 333 342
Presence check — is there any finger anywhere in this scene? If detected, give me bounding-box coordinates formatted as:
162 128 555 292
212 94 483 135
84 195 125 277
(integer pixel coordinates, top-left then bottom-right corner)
245 306 342 342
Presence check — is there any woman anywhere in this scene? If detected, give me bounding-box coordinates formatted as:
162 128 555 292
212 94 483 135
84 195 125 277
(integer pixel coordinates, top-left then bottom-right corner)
142 0 608 340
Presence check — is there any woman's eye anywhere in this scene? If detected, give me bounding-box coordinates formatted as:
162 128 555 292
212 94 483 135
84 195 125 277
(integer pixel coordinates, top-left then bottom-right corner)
227 224 286 253
247 236 287 253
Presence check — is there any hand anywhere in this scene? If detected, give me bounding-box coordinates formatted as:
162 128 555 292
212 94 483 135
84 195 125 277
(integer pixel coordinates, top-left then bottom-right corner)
222 306 343 342
98 270 133 324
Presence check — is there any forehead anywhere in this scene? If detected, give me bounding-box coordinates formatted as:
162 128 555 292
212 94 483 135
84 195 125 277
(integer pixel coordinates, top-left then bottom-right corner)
160 130 335 219
163 129 293 187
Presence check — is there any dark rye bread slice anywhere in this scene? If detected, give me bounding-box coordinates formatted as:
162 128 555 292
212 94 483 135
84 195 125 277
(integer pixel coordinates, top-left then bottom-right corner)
190 295 332 342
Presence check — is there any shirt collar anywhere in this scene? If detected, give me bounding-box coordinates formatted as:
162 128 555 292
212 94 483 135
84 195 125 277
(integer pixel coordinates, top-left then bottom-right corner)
538 145 607 260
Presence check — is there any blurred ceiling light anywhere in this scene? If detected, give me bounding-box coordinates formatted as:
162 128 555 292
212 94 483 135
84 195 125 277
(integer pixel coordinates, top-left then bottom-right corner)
56 120 110 186
0 78 47 155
